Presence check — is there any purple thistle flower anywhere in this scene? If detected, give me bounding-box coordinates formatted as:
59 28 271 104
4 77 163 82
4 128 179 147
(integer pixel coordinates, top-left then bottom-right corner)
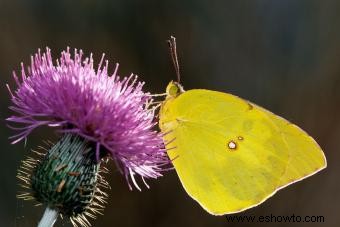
7 48 169 190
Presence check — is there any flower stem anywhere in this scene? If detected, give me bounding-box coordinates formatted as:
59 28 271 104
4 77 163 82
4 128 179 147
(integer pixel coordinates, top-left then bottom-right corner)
38 207 58 227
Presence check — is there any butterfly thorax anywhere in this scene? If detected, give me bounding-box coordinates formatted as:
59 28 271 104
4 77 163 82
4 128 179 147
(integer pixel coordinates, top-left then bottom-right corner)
165 81 185 100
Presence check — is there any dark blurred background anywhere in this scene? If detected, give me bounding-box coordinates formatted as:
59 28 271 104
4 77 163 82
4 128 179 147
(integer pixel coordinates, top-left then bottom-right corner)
1 0 339 226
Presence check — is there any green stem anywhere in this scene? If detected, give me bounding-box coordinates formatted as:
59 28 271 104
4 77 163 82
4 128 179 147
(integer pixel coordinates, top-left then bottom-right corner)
38 207 58 227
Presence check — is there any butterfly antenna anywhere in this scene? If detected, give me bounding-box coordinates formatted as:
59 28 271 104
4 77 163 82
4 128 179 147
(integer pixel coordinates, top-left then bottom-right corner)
167 36 181 83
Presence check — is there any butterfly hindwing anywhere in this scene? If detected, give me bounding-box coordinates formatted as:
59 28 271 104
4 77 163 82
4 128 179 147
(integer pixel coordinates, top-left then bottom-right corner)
159 89 326 214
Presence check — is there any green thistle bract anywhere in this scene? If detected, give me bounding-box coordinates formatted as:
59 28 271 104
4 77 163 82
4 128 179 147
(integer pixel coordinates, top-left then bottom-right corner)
18 134 109 226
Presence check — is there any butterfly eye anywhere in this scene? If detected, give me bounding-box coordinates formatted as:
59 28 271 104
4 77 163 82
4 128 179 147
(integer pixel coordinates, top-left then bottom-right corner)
166 81 184 98
168 83 179 96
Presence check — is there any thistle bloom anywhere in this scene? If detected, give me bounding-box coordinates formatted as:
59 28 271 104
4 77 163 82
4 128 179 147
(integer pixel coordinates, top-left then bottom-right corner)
8 48 168 186
7 48 169 226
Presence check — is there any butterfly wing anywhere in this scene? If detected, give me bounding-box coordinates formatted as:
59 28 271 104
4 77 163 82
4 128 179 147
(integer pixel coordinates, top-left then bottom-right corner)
159 89 326 215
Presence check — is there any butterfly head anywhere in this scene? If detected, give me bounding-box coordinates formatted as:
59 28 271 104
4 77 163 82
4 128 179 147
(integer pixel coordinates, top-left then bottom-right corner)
166 81 184 99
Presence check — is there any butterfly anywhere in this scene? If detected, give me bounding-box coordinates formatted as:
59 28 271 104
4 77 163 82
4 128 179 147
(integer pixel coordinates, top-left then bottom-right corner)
158 36 327 215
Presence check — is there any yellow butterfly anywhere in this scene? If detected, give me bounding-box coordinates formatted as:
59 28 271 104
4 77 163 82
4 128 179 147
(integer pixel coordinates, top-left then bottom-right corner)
159 37 327 215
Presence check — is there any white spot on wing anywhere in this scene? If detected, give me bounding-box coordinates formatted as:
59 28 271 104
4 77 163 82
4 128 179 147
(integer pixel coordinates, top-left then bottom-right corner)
228 141 237 150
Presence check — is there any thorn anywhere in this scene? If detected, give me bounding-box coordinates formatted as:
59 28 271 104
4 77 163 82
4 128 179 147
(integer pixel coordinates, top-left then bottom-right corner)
55 164 68 172
68 171 80 176
56 179 66 192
